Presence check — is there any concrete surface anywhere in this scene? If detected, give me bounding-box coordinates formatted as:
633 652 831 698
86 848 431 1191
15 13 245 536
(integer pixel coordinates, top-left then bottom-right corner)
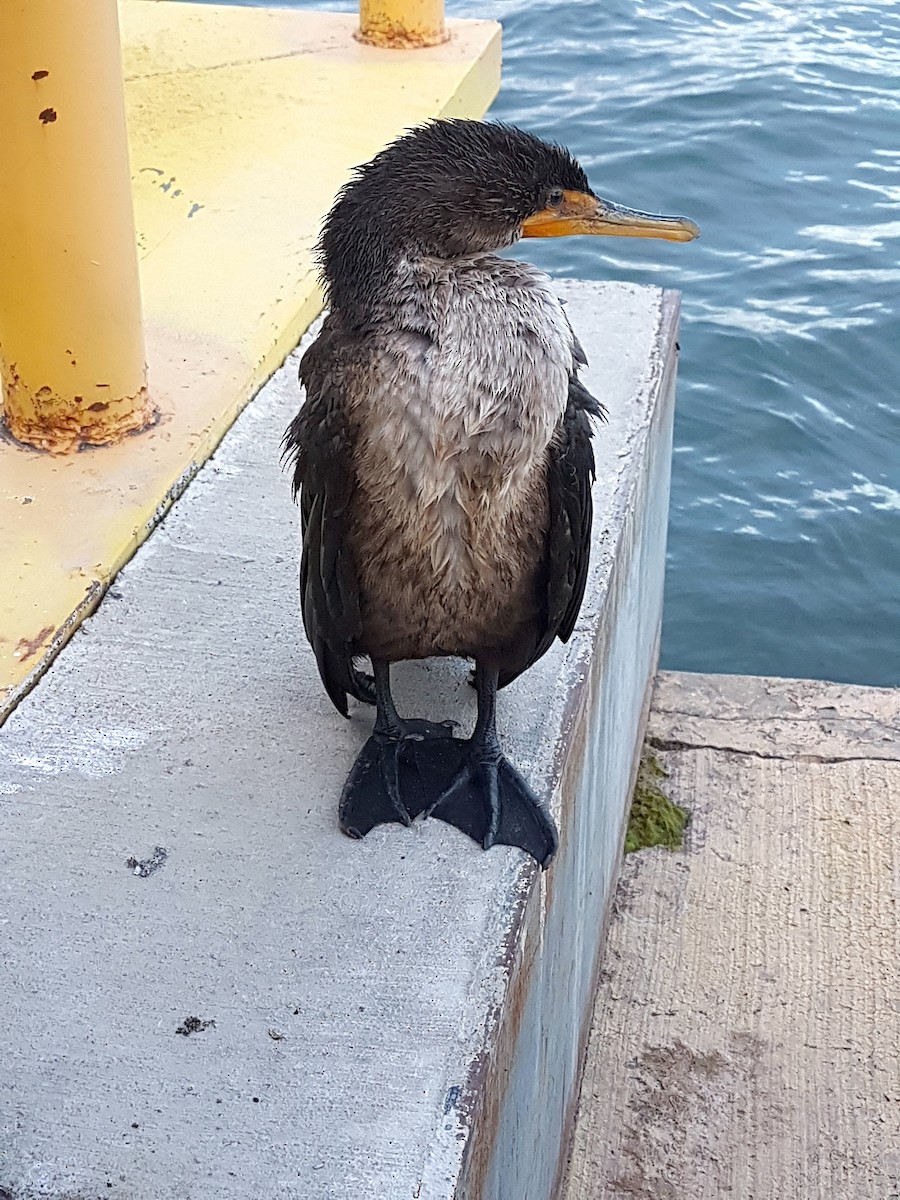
563 671 900 1200
0 281 680 1200
1 0 500 722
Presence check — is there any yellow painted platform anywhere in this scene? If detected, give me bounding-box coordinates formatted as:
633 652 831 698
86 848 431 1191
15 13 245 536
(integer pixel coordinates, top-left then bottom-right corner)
0 2 500 722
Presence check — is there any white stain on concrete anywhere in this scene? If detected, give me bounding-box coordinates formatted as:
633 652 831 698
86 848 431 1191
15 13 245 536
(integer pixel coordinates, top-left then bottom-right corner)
0 725 151 778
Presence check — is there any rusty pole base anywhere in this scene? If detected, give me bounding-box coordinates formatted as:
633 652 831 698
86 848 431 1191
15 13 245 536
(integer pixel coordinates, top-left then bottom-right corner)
356 0 449 48
355 24 450 47
2 367 157 454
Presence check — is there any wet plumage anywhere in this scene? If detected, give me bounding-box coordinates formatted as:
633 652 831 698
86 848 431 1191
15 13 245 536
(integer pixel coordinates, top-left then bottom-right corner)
284 120 698 866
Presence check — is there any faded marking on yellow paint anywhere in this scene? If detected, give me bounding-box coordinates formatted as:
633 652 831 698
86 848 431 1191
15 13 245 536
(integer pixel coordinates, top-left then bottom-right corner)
0 3 501 723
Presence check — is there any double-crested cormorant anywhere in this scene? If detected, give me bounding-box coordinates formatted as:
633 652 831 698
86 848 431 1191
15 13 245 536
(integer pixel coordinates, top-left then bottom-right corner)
284 120 698 867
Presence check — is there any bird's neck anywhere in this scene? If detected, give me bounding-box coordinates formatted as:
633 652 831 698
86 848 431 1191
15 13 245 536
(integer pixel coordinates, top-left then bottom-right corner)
319 205 412 332
326 245 530 336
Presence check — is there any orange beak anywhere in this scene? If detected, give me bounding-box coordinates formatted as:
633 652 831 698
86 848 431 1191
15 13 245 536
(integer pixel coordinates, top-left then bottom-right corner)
521 189 700 243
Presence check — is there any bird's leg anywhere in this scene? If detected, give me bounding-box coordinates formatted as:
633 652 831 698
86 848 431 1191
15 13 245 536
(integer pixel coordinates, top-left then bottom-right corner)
371 659 403 738
424 663 558 868
339 660 455 841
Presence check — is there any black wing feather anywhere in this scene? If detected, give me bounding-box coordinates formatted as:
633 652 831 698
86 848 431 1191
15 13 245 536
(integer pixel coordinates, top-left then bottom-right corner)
282 333 362 717
499 371 603 689
553 374 603 642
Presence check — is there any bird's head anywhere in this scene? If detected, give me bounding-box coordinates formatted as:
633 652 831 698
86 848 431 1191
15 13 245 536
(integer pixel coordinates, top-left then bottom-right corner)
320 120 699 323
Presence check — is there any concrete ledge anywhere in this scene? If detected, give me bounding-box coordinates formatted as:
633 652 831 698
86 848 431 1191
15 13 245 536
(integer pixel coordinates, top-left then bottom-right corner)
564 671 900 1198
650 670 900 759
0 281 679 1199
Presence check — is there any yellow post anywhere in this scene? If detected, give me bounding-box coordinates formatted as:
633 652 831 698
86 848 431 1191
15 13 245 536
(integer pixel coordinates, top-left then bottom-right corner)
0 0 153 455
358 0 448 48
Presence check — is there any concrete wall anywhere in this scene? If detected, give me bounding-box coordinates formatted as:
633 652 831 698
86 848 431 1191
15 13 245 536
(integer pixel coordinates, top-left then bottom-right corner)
471 293 677 1200
0 282 679 1200
448 287 680 1199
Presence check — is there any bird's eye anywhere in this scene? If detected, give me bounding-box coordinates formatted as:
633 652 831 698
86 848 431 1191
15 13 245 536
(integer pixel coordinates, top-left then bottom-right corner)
548 187 565 208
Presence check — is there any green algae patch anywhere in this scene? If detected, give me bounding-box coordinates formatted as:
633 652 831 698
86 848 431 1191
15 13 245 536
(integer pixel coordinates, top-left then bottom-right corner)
625 749 688 854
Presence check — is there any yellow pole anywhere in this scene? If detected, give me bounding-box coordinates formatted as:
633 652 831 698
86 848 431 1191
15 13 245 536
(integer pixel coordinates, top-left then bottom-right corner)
0 0 153 454
358 0 448 48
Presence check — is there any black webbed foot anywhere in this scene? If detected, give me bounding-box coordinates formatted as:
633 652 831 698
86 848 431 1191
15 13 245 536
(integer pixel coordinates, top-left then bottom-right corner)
341 659 454 837
423 743 558 868
339 719 454 839
338 660 557 868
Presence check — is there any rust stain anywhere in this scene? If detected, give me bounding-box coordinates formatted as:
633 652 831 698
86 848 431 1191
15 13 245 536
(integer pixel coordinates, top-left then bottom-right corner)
38 107 57 124
14 626 55 663
1 371 157 455
2 585 105 731
355 19 449 48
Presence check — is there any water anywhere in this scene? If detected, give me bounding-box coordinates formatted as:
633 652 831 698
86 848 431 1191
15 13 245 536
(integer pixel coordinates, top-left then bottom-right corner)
483 0 900 687
230 0 900 686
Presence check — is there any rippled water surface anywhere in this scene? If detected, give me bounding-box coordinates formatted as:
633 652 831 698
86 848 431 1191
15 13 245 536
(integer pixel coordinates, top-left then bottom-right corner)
240 0 900 684
483 0 900 686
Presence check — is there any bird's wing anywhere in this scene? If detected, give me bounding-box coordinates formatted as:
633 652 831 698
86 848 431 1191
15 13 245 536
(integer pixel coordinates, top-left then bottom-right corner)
282 331 362 717
499 371 604 689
